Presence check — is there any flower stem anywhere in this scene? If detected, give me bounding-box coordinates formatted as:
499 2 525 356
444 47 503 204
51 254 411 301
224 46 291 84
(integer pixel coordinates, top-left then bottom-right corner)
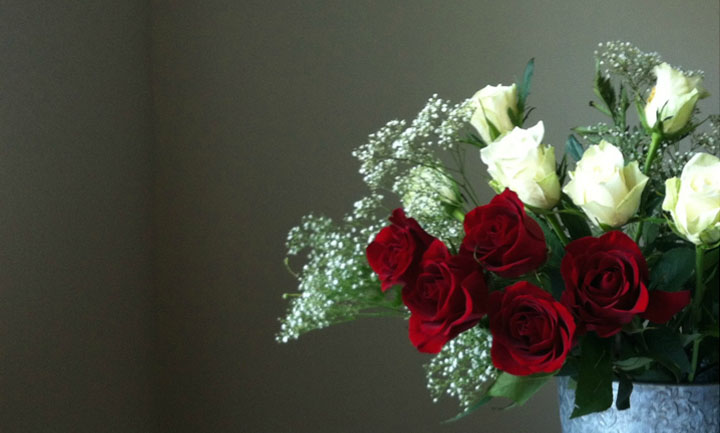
643 131 663 174
688 338 701 383
545 213 569 246
688 245 706 382
691 245 706 329
634 132 663 244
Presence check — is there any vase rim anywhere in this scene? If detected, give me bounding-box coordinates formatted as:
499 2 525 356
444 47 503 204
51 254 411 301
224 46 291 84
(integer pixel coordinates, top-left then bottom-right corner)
556 375 720 388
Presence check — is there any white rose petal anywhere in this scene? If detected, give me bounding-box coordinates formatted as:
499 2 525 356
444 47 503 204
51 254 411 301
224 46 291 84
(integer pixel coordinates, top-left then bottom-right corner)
480 121 561 209
662 153 720 245
470 84 518 144
563 140 648 227
644 63 708 134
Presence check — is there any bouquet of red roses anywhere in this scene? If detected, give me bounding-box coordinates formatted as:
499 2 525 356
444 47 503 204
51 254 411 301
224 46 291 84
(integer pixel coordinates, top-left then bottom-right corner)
278 41 719 419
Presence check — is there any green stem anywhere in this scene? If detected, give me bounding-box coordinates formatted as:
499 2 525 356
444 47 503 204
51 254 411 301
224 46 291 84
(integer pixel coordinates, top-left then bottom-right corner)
545 213 569 246
633 220 645 244
691 245 706 329
688 245 706 382
688 338 701 383
643 131 663 174
635 132 663 243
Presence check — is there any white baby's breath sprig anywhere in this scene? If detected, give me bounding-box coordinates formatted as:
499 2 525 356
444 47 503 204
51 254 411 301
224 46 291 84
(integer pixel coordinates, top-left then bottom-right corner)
424 326 497 411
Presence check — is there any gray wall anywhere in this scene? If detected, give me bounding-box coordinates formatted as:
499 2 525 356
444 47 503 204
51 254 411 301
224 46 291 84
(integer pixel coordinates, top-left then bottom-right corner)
0 1 156 432
0 0 717 432
152 1 718 432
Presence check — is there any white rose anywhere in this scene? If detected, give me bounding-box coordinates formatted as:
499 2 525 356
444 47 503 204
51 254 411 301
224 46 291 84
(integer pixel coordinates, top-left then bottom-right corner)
662 153 720 245
470 83 518 143
644 63 708 134
480 121 560 209
563 140 648 227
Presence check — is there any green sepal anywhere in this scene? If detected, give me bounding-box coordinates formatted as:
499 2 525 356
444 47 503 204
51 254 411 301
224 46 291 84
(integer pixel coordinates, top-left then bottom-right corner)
485 117 501 141
565 134 585 162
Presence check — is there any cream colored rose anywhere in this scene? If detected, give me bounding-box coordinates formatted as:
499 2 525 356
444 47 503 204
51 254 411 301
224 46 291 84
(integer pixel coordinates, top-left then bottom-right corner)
480 121 560 209
563 140 648 227
662 153 720 245
470 84 518 143
645 63 708 134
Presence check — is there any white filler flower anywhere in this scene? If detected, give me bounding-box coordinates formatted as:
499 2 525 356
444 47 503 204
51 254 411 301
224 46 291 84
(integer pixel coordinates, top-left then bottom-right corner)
663 153 720 245
480 121 560 209
564 140 648 227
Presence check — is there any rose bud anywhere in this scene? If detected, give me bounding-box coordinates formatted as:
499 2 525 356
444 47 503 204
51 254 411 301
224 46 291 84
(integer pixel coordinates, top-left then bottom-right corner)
489 281 575 375
404 240 488 354
644 62 708 135
366 208 435 291
470 83 518 143
461 189 547 278
480 121 561 210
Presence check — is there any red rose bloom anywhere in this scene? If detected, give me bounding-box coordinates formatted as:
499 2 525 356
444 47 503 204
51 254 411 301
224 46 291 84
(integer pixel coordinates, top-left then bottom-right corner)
489 281 575 375
461 189 547 278
366 208 435 291
560 231 690 337
403 240 488 354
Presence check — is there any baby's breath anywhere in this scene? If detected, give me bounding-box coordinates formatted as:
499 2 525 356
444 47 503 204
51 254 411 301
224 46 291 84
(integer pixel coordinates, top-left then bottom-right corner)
425 326 497 410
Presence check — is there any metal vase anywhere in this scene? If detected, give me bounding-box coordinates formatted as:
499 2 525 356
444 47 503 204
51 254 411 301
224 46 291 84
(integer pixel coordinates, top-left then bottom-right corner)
556 376 720 433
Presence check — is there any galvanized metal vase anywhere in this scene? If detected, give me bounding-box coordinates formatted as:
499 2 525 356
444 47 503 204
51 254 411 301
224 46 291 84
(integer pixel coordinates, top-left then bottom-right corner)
556 376 720 433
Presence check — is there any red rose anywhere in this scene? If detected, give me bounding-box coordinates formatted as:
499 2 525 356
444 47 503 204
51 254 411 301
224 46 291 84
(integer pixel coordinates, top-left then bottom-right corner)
366 208 435 291
560 231 690 337
461 189 547 278
489 281 575 375
403 240 488 353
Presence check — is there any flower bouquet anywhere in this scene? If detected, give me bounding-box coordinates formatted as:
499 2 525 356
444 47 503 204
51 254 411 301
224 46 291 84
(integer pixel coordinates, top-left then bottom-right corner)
277 42 719 425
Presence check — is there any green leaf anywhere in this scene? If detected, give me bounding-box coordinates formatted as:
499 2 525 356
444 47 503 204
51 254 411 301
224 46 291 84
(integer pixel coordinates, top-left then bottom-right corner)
441 395 491 424
487 371 554 406
461 133 486 149
594 63 616 117
615 375 633 410
558 356 579 377
649 247 695 291
517 58 534 114
614 357 653 371
644 328 691 380
565 135 585 162
571 334 612 418
559 211 592 239
548 268 565 301
528 211 564 268
641 221 661 249
704 247 719 272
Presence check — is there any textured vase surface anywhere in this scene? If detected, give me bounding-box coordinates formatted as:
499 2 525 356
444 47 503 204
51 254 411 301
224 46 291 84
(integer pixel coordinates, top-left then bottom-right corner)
556 376 720 433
